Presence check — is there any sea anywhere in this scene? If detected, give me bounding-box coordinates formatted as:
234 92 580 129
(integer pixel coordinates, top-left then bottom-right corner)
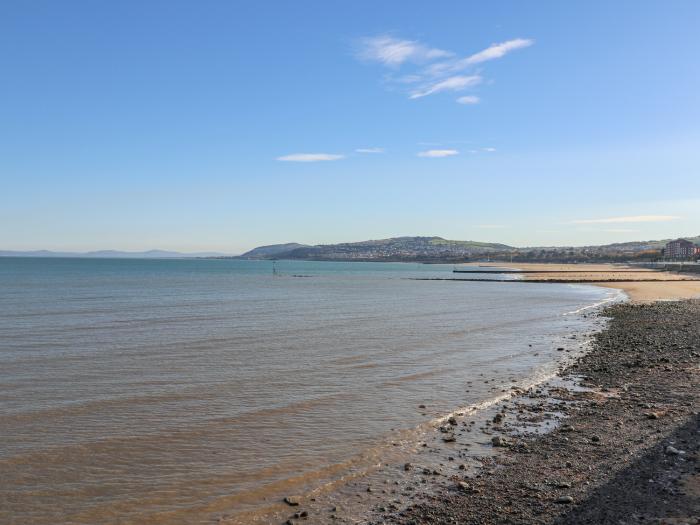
0 257 621 524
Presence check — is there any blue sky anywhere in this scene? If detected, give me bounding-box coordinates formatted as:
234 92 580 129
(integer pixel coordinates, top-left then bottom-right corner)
2 1 699 253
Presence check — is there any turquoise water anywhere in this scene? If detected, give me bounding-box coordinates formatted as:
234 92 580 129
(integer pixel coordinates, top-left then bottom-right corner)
0 258 616 524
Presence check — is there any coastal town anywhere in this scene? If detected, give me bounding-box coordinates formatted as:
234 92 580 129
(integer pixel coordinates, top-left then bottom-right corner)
237 236 700 264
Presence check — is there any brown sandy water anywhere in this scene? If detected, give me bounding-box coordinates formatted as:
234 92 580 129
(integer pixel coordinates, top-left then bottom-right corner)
0 258 622 524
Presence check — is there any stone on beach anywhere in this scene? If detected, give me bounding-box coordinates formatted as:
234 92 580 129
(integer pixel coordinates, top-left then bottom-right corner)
491 436 509 447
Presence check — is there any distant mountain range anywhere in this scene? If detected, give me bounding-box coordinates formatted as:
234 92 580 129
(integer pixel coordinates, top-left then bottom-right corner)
0 249 228 258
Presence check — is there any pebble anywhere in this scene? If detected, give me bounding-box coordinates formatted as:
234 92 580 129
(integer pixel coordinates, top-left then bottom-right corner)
556 495 574 504
284 496 300 506
491 436 509 447
665 445 685 455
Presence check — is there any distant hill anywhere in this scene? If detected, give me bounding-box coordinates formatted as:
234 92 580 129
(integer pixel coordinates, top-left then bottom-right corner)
240 236 513 262
239 235 700 263
239 243 310 259
0 249 228 258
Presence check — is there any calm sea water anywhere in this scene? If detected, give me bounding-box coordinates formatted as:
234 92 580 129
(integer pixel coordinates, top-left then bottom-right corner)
0 258 617 524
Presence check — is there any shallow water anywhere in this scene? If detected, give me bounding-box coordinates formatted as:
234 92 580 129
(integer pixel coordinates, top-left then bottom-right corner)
0 258 618 524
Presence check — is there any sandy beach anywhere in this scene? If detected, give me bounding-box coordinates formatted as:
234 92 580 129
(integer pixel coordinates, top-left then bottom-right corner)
478 262 700 302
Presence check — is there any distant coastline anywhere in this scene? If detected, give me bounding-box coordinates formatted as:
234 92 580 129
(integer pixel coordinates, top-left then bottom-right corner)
4 232 700 263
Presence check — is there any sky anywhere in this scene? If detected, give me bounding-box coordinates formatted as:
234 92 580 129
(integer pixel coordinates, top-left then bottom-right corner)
1 1 699 253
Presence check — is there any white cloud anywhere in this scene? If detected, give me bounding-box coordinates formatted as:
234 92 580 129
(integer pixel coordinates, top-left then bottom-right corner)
572 215 681 224
457 95 480 104
355 147 384 153
357 36 451 67
423 38 534 76
417 149 459 158
277 153 345 162
464 38 534 65
482 147 497 152
410 75 482 99
356 35 533 101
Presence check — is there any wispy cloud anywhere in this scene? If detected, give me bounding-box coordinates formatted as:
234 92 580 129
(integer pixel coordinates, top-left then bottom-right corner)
464 38 533 65
482 147 497 152
457 95 480 105
409 75 481 99
277 153 345 162
572 215 681 224
417 149 459 158
356 35 532 102
355 147 384 154
357 36 451 67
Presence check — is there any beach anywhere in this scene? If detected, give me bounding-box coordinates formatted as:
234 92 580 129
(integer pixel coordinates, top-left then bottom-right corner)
275 267 700 524
369 299 700 524
481 262 700 302
0 258 616 525
329 262 700 525
2 259 699 524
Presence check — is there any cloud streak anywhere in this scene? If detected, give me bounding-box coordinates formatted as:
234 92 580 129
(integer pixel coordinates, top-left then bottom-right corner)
417 149 459 158
409 75 481 99
277 153 345 162
355 147 384 153
572 215 681 224
456 95 480 104
356 35 533 102
464 38 533 65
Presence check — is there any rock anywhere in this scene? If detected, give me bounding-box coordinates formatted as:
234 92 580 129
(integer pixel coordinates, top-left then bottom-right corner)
448 416 458 425
491 436 509 447
591 435 601 442
458 481 479 493
418 404 426 409
284 496 301 506
556 495 574 504
665 446 685 455
646 412 660 419
404 462 412 471
443 434 457 442
561 424 575 432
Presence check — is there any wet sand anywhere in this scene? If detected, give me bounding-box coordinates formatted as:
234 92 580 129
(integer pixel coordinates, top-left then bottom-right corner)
479 262 700 302
371 300 700 524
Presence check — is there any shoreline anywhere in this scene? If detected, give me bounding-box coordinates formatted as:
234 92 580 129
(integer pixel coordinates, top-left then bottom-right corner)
257 286 617 525
233 283 615 525
479 262 700 302
225 273 699 525
368 299 700 524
